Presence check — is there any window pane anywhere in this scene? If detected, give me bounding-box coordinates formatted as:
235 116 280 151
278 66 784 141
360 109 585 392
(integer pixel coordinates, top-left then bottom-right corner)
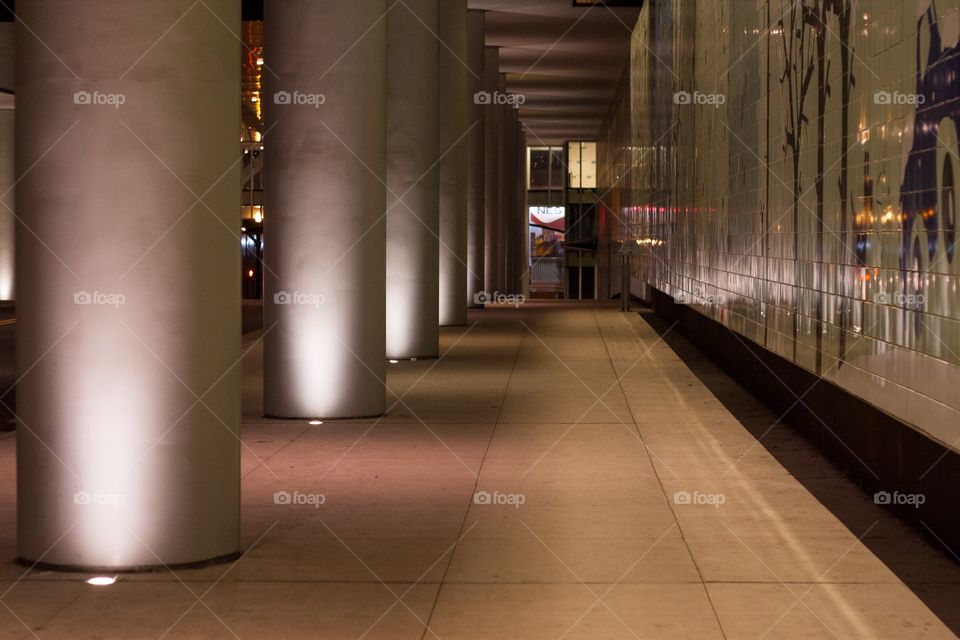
529 148 551 189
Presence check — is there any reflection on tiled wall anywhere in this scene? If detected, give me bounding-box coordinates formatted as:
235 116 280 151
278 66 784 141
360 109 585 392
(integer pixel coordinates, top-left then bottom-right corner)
599 0 960 449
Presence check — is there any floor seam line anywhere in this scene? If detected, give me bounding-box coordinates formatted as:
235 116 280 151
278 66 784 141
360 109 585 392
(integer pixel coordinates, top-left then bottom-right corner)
416 307 528 640
618 308 732 640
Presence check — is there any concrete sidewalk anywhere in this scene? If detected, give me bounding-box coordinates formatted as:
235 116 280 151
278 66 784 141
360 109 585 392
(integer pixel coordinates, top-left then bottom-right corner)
0 301 957 639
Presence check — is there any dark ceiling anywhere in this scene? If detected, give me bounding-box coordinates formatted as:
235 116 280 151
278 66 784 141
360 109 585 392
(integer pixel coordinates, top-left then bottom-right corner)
468 0 641 144
245 0 642 144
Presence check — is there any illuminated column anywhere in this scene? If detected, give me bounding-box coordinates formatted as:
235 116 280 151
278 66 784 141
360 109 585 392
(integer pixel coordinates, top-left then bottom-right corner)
16 0 240 568
502 101 518 294
482 47 501 295
466 11 485 308
386 0 440 357
495 73 511 293
518 123 530 298
438 0 468 326
0 98 12 300
263 1 386 417
513 111 526 296
502 108 516 295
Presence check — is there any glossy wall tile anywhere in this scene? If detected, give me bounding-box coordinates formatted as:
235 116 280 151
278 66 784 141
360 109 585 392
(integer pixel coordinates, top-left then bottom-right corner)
599 0 960 449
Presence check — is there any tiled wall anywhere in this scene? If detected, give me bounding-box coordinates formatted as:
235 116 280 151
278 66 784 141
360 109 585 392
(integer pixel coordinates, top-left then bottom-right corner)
599 0 960 450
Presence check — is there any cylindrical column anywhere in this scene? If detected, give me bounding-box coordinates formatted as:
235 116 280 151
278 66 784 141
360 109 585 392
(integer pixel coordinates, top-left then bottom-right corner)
482 47 501 297
466 11 485 308
386 0 440 357
0 98 13 300
263 1 387 418
513 111 526 297
518 123 530 299
504 109 518 296
496 73 511 294
437 0 468 326
505 107 519 295
16 0 240 568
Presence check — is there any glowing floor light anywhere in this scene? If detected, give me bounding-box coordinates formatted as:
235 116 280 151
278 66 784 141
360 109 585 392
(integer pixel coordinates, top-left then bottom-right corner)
86 576 117 586
308 420 323 426
389 359 399 364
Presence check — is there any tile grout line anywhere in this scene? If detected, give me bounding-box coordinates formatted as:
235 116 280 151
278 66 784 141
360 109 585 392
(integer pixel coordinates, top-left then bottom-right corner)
592 308 638 429
614 309 732 640
417 308 529 640
15 578 88 639
240 424 313 480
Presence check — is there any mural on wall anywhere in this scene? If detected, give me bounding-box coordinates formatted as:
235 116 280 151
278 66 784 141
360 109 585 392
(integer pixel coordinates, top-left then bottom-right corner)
779 0 816 364
900 2 959 337
599 0 960 449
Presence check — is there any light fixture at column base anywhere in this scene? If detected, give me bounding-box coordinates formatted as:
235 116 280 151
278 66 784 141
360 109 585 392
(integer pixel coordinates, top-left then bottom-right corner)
263 412 385 420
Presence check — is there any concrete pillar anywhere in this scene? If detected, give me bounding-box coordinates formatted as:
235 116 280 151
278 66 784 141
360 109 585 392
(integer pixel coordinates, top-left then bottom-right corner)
263 1 387 418
496 73 511 294
517 123 530 299
0 22 14 300
386 0 440 357
514 113 526 297
466 11 485 308
503 109 519 296
506 106 521 294
0 99 13 300
438 0 468 326
482 47 501 297
16 0 240 568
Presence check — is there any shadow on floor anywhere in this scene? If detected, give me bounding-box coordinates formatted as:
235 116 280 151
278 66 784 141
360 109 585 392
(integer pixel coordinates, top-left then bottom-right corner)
638 307 960 636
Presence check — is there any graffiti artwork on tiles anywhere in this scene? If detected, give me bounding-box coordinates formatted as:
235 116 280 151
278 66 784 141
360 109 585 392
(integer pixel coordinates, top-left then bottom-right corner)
900 2 960 338
598 0 960 449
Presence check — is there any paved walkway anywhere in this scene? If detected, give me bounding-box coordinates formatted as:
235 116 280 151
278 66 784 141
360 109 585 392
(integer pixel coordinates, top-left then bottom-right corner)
1 301 958 638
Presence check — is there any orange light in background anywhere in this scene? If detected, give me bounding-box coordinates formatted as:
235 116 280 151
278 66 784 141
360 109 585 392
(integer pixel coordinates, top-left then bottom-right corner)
248 269 255 278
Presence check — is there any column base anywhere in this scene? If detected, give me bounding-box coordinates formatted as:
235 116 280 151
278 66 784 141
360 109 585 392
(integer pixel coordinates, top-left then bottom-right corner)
18 550 242 574
263 412 386 420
